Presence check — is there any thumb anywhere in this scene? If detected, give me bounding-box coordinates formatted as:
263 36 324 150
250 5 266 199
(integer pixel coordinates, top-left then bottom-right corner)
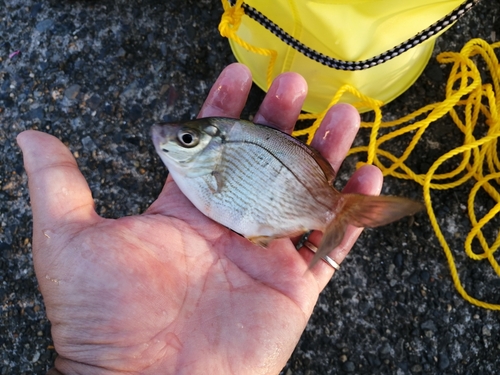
17 130 99 237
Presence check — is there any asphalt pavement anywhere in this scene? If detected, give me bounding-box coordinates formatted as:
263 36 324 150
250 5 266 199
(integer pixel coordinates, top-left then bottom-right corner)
1 0 500 374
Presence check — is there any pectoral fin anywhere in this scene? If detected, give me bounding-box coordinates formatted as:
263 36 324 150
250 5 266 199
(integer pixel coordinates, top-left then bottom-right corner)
206 145 225 193
204 169 224 193
211 170 224 193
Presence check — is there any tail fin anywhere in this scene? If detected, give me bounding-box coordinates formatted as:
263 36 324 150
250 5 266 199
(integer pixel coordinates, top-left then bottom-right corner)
310 194 423 267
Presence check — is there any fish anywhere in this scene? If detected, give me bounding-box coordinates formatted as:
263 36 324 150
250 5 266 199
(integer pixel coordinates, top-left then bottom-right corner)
151 117 423 267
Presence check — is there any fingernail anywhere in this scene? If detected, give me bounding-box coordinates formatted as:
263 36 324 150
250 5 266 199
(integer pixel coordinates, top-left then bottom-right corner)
271 73 307 106
328 103 360 129
200 64 252 117
315 104 360 146
253 72 307 126
217 63 252 95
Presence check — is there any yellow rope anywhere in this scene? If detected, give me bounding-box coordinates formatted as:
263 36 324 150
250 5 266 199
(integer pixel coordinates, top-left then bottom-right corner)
218 3 500 310
309 39 500 310
219 0 277 89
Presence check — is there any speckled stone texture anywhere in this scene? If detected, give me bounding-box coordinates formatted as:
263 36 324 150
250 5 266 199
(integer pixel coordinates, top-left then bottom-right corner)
1 0 499 374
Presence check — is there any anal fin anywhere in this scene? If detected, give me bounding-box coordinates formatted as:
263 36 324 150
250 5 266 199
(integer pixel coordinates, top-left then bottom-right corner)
248 236 274 248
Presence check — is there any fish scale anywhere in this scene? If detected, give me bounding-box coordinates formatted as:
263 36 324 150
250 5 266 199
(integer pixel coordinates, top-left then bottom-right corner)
216 140 330 229
222 128 333 208
210 153 314 232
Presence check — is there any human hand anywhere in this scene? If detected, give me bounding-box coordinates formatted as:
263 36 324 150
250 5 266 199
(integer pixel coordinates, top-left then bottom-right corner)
18 63 383 375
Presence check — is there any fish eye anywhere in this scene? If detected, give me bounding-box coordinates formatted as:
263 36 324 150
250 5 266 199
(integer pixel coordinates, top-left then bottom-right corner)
177 129 199 148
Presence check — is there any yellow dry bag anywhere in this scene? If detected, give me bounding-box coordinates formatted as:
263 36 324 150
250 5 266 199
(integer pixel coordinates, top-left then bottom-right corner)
220 0 480 112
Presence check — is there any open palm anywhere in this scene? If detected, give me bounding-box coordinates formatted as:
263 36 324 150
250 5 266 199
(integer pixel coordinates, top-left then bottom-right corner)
18 64 383 375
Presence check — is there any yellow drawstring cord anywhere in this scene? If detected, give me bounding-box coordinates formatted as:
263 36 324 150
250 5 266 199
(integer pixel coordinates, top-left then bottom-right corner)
219 2 500 310
219 0 276 89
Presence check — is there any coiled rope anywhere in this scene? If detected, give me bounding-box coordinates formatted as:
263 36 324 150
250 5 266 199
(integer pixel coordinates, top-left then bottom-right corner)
296 39 500 311
219 1 500 310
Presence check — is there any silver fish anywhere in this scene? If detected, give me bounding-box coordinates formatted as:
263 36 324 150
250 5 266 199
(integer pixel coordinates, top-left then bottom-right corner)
151 117 422 266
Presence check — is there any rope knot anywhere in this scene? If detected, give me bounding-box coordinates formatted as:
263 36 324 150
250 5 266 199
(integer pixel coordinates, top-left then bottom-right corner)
219 0 245 37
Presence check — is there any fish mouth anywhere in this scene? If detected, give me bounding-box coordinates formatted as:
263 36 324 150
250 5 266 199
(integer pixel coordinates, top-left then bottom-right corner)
151 123 167 148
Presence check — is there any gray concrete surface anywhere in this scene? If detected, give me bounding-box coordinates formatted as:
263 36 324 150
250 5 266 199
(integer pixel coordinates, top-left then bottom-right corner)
1 0 500 374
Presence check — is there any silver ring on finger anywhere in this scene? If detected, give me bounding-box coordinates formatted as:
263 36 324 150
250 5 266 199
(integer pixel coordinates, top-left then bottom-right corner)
303 240 341 271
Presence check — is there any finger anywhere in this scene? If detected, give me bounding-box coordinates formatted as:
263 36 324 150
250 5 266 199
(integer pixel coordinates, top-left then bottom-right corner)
289 104 359 246
310 103 360 173
294 103 360 272
17 130 99 233
198 63 253 118
253 72 307 134
300 165 383 292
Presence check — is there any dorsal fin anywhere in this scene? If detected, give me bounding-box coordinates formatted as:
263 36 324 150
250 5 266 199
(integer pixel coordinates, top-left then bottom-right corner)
307 147 336 185
244 120 337 184
212 117 337 184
